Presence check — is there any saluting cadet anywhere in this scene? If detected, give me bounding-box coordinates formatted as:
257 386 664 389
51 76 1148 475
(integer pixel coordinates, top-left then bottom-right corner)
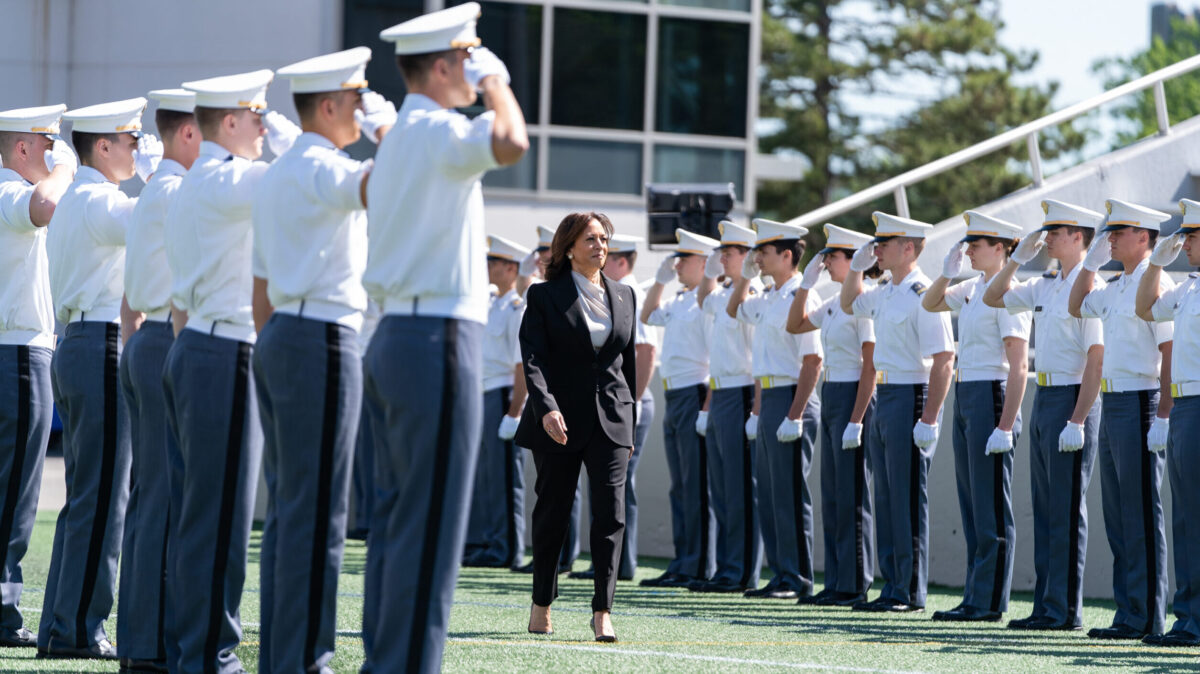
1069 199 1174 640
728 219 823 601
1136 199 1200 647
363 5 528 671
840 212 955 612
254 47 396 673
114 88 198 672
463 234 530 569
39 98 157 661
0 104 74 649
785 223 877 606
922 213 1030 622
983 199 1105 631
161 69 276 674
640 229 718 587
692 221 763 594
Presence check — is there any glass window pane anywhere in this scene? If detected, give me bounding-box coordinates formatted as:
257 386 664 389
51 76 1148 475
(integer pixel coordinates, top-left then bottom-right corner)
659 0 750 10
450 0 542 124
343 0 424 113
483 141 538 190
655 18 749 137
548 138 642 195
551 9 646 131
652 145 745 198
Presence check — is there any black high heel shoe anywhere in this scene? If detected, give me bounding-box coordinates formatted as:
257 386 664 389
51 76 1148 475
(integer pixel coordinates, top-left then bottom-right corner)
590 615 617 643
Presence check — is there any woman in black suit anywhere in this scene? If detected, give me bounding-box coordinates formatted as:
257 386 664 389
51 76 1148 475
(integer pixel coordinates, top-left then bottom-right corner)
515 212 637 642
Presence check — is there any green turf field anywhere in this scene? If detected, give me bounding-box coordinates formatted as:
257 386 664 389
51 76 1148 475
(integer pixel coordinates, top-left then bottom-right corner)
5 511 1199 672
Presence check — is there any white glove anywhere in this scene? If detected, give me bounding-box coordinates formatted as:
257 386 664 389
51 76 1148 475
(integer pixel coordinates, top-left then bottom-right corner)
1082 232 1112 272
463 47 511 90
519 249 540 277
695 410 709 437
1058 421 1085 453
498 414 520 441
744 413 758 440
1149 232 1184 268
43 139 78 174
985 427 1013 454
850 241 876 272
841 422 863 450
942 243 966 279
655 256 676 285
1147 416 1170 453
800 253 825 290
704 251 724 279
354 91 398 144
913 420 939 449
1011 232 1045 265
742 254 760 279
263 111 302 157
776 417 802 443
133 134 163 183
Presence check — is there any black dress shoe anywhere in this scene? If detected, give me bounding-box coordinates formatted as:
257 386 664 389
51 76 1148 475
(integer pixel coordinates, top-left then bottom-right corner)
743 579 782 598
0 627 35 648
512 561 535 574
639 572 677 587
567 569 595 580
1087 624 1147 640
796 588 836 605
1006 615 1046 630
617 573 635 581
852 597 889 612
691 578 748 593
557 562 574 575
1143 631 1200 647
38 638 118 660
931 605 1001 622
1027 618 1083 631
825 592 868 607
854 597 922 613
119 657 170 673
765 588 799 600
658 574 696 588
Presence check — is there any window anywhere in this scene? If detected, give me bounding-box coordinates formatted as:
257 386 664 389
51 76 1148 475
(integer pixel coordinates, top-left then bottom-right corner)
484 142 538 190
451 0 543 124
548 138 642 194
342 0 425 111
551 9 646 131
655 18 749 137
652 144 745 197
659 0 750 11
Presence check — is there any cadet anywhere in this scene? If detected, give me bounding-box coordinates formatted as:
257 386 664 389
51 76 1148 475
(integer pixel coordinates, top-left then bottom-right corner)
840 212 954 612
982 200 1105 631
350 299 382 540
692 221 763 593
1136 199 1200 647
40 98 157 660
254 48 396 673
923 213 1030 622
785 223 878 606
463 234 530 569
114 88 198 671
0 104 74 649
364 5 528 671
728 219 823 600
1069 198 1173 640
640 229 718 587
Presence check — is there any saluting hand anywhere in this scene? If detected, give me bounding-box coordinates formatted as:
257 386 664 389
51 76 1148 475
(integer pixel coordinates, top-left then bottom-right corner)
542 411 568 445
849 241 875 272
800 253 825 290
1010 232 1045 265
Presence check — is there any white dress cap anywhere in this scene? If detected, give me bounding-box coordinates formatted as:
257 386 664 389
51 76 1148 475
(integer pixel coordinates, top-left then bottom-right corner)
148 89 196 114
820 223 873 254
1180 198 1200 231
0 104 67 134
1102 198 1171 233
380 2 482 56
183 69 274 111
608 234 644 254
277 47 372 94
870 212 933 241
487 233 530 261
535 224 555 250
717 220 755 248
674 229 720 256
1038 199 1104 231
960 211 1024 242
64 98 148 134
752 218 808 246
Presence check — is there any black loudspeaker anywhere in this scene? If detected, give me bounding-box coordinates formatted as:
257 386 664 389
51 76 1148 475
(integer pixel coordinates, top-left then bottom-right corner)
646 183 737 246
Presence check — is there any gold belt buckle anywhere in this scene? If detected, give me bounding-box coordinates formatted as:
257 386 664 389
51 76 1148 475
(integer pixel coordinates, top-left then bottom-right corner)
1037 372 1049 386
1172 382 1182 398
710 378 718 390
1099 379 1111 393
875 371 887 385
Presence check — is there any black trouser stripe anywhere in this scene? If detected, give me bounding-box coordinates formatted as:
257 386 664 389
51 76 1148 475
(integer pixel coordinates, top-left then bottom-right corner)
75 324 120 648
989 380 1008 613
407 319 458 673
304 323 342 662
1138 389 1158 628
854 433 866 594
203 342 251 671
1066 386 1083 622
501 386 518 567
789 387 810 583
157 508 170 660
694 383 711 578
908 384 925 600
0 347 31 587
739 384 755 589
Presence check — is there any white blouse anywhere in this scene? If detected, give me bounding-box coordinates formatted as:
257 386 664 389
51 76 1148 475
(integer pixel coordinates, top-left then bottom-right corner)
572 271 612 350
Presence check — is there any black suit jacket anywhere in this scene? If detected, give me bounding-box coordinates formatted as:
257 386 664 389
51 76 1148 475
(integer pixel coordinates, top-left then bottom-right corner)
514 272 638 453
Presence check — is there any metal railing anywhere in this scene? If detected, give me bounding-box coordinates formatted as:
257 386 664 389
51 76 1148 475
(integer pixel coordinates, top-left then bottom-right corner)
784 52 1200 229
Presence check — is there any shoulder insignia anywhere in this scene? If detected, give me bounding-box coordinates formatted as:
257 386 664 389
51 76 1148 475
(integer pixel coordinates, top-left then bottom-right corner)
910 281 926 296
511 297 522 308
722 279 733 288
1034 305 1043 312
1190 272 1199 279
827 307 834 316
1107 273 1121 283
1042 270 1058 279
748 287 757 295
964 296 970 304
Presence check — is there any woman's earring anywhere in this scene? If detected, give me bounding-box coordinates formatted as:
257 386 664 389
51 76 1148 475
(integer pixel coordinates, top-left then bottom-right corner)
567 253 573 259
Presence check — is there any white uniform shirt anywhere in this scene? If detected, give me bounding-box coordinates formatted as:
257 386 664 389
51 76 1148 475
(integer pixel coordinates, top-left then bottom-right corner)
363 93 499 324
166 141 269 333
645 285 711 388
253 133 369 330
620 274 654 348
0 169 54 346
1080 259 1173 385
809 292 874 382
1003 263 1103 381
125 159 186 316
482 287 525 391
739 274 823 379
1150 273 1199 384
702 279 758 387
944 274 1031 381
47 166 135 324
852 269 954 383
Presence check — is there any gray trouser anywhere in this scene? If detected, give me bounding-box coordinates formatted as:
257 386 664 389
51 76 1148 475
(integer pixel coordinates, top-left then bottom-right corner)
662 383 716 579
818 380 874 595
254 314 361 673
115 320 174 661
39 321 130 650
706 385 761 588
0 345 51 632
757 385 818 593
464 386 525 568
351 361 375 536
361 317 482 674
1168 395 1200 637
162 328 262 674
1099 389 1167 634
951 379 1018 612
1028 384 1098 625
